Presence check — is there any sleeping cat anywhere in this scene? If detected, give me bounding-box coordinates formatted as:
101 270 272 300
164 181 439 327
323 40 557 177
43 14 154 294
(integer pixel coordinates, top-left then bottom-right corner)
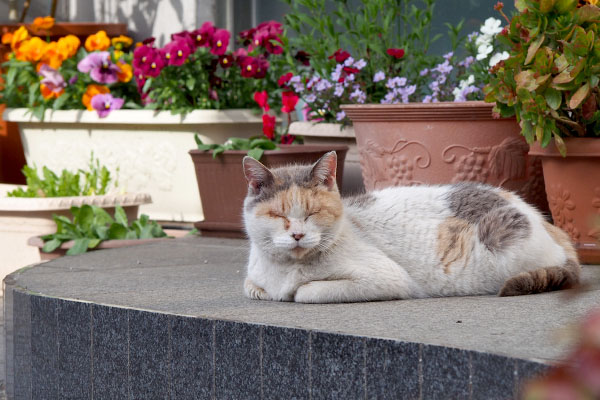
242 151 580 303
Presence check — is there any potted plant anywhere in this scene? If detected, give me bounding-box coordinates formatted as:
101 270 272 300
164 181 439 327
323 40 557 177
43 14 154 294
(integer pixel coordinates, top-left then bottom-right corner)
485 0 600 263
0 155 151 282
189 88 348 238
0 13 127 184
279 0 547 212
28 204 169 260
1 21 286 222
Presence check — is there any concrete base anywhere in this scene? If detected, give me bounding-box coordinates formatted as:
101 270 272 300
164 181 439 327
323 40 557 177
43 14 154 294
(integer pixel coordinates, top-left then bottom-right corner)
4 237 600 399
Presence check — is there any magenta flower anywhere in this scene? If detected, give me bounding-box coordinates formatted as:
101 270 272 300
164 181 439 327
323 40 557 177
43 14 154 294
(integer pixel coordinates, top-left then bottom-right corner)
240 56 258 78
191 22 215 48
210 29 230 55
161 39 192 66
38 64 66 93
253 57 269 79
90 94 124 118
77 52 120 84
170 30 195 50
133 45 164 77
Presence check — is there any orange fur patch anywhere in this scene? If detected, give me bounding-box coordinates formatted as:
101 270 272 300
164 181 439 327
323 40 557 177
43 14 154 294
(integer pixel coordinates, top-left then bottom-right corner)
437 217 474 274
543 221 578 262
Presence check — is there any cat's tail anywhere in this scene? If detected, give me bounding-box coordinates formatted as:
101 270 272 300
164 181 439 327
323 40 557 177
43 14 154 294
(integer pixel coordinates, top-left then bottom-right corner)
498 222 581 297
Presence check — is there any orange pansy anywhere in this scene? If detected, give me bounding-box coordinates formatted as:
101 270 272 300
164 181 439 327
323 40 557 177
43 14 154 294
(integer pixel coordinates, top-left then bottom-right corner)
40 83 63 100
15 37 46 62
57 35 80 59
1 32 13 45
10 26 29 51
116 62 133 82
84 31 110 52
31 16 55 31
82 84 110 110
38 41 63 70
111 35 133 49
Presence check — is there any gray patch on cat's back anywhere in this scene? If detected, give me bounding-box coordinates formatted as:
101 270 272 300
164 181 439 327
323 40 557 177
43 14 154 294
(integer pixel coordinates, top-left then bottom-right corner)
446 182 508 223
478 206 530 252
344 192 376 208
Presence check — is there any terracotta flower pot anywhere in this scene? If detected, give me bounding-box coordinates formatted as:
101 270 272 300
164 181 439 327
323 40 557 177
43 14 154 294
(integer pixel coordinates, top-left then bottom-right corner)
189 145 349 238
529 138 600 264
342 101 548 212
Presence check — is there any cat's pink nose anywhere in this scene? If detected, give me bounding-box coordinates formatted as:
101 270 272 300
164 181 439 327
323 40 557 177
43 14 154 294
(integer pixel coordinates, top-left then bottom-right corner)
292 233 305 241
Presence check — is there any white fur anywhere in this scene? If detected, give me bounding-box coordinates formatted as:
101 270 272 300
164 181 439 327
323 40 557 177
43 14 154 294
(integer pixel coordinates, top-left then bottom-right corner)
244 185 571 303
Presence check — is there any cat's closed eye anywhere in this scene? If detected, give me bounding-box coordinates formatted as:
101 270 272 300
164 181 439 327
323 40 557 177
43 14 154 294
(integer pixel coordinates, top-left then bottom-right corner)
305 209 320 221
268 211 288 221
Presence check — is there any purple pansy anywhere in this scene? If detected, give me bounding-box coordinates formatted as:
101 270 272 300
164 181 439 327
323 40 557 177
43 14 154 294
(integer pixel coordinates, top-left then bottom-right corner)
38 64 66 93
90 93 124 118
77 52 120 84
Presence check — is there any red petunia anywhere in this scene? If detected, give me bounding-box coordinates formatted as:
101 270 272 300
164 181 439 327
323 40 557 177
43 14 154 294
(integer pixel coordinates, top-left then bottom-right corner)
278 72 293 87
281 134 295 145
343 66 359 75
386 48 405 59
253 91 269 111
328 48 350 63
262 114 276 139
281 91 299 114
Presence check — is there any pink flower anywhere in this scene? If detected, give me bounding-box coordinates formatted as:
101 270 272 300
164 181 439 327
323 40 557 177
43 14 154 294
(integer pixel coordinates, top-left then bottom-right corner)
133 45 164 77
90 93 124 118
210 29 230 55
281 134 295 144
77 52 120 84
278 72 293 87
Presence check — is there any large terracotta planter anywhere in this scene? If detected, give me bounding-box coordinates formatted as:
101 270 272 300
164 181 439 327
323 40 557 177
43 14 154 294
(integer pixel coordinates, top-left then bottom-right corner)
529 138 600 264
189 145 349 238
289 121 364 194
3 108 263 222
342 101 548 212
0 185 151 291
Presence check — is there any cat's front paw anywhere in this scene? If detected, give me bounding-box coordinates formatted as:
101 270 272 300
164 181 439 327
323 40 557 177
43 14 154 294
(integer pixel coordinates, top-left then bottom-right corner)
294 282 322 303
244 278 271 300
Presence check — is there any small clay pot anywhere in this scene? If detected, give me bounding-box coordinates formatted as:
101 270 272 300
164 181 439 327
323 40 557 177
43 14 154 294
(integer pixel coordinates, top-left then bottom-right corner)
343 101 548 212
529 138 600 264
189 145 349 238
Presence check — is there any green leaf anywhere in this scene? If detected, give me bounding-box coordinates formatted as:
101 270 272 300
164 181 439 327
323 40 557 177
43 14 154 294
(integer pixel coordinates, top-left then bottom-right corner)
539 0 556 13
66 238 91 255
553 133 567 156
544 88 562 110
525 35 545 65
77 205 94 233
186 77 195 91
247 148 264 160
108 223 128 240
42 238 62 253
88 238 102 249
114 205 128 227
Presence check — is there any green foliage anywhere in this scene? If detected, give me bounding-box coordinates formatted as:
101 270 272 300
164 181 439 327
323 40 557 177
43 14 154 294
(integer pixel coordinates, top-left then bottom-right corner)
485 2 600 155
41 204 168 256
7 154 115 197
195 134 294 160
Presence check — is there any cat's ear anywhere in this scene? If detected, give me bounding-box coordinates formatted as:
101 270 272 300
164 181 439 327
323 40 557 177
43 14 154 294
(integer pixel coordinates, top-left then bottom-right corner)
311 151 337 190
243 156 274 194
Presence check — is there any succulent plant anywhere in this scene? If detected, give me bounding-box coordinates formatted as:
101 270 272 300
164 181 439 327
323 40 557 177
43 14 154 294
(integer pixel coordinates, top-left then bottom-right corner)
484 0 600 155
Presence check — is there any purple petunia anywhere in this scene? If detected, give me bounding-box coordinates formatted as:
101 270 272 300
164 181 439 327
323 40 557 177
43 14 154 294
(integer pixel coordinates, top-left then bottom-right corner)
336 111 346 121
38 64 66 93
90 93 124 118
77 52 120 84
373 71 385 83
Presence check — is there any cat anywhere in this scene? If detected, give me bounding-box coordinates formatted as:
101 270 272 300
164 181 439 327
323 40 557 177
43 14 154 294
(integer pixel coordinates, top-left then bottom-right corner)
242 151 580 303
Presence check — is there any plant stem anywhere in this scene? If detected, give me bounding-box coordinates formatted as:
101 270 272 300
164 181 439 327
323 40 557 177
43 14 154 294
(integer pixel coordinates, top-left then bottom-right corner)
19 0 31 22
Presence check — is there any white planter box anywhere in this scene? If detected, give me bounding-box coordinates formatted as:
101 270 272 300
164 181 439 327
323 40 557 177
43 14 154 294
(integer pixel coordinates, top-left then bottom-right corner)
289 121 364 194
0 184 151 292
3 108 263 222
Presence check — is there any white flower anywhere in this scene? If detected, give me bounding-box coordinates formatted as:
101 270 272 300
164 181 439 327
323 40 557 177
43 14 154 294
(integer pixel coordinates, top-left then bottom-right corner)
373 71 385 82
305 93 317 103
344 57 355 67
475 34 492 48
476 44 493 60
480 17 503 37
353 58 367 70
488 51 509 67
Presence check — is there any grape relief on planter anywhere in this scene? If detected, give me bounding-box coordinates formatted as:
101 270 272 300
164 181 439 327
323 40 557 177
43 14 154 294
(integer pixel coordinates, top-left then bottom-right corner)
442 137 529 185
359 139 431 189
588 187 600 241
547 184 580 241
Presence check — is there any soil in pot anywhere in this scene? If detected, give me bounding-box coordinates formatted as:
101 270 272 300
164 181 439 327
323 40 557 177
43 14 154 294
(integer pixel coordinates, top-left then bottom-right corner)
189 145 349 238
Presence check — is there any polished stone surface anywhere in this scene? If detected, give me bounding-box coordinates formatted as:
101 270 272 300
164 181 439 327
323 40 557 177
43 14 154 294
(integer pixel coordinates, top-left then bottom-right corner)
5 236 600 399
